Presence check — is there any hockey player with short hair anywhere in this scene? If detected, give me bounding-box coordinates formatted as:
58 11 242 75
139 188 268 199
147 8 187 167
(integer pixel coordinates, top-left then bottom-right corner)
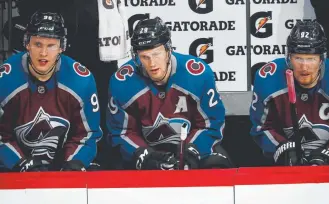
250 20 329 166
0 11 102 172
107 17 234 170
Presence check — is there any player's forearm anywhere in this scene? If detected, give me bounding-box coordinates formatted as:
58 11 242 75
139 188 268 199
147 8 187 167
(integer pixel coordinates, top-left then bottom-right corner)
188 129 221 157
252 129 288 154
63 137 98 168
0 142 24 169
112 133 149 162
251 119 287 153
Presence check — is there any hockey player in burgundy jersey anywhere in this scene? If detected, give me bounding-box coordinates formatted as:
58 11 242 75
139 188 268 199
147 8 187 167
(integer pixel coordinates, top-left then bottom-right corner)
250 20 329 166
107 17 234 170
0 11 102 172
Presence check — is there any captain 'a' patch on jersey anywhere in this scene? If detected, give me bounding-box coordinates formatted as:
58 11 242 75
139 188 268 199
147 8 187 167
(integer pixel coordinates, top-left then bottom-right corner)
142 113 191 146
174 96 188 113
14 107 70 160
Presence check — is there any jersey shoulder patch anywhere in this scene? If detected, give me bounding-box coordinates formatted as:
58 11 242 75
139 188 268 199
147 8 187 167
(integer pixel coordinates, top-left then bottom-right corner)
0 63 12 78
57 55 96 99
173 52 214 98
185 58 206 76
254 58 287 100
174 52 210 77
110 61 148 105
60 55 91 79
258 62 277 78
0 53 28 102
72 62 90 77
115 64 135 81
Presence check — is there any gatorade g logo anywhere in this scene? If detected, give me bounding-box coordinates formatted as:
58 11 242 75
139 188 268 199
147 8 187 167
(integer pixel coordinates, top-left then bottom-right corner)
103 0 114 9
189 38 213 64
250 11 273 38
128 13 150 37
189 0 213 14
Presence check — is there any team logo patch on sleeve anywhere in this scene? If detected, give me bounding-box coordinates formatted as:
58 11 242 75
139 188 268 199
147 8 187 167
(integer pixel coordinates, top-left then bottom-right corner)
259 62 277 78
186 59 205 76
73 62 90 77
0 63 11 78
115 65 134 81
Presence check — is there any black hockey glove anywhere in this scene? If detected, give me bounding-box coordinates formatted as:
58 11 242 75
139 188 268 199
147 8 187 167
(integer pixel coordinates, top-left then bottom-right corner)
183 143 201 169
307 148 329 166
201 152 234 169
134 147 178 170
61 160 86 171
273 141 306 166
13 157 49 172
87 162 102 171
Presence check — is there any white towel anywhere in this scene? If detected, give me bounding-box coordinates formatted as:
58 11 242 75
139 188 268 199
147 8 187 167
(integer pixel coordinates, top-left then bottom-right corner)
98 0 131 61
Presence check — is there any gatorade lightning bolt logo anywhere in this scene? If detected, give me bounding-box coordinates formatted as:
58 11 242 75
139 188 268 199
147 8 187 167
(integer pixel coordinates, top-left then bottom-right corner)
256 16 271 33
198 43 212 57
103 0 114 9
196 0 206 9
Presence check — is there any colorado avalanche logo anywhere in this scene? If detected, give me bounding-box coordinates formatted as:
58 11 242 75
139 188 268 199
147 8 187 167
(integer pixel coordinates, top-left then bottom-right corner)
186 59 205 76
14 107 70 160
115 65 134 81
142 113 191 146
259 62 276 78
73 62 90 77
283 115 329 151
0 63 11 78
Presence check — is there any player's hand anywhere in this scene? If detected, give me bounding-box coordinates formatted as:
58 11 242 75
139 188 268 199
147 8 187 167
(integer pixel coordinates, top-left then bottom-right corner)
184 143 201 169
307 148 329 166
13 157 49 172
273 141 306 166
61 160 87 171
134 147 178 170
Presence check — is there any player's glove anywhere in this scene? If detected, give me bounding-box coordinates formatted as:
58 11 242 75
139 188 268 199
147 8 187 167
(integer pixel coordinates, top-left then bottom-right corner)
200 152 234 169
183 143 201 169
87 162 102 171
307 148 329 166
273 141 306 166
61 160 86 171
13 157 49 172
134 147 178 170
